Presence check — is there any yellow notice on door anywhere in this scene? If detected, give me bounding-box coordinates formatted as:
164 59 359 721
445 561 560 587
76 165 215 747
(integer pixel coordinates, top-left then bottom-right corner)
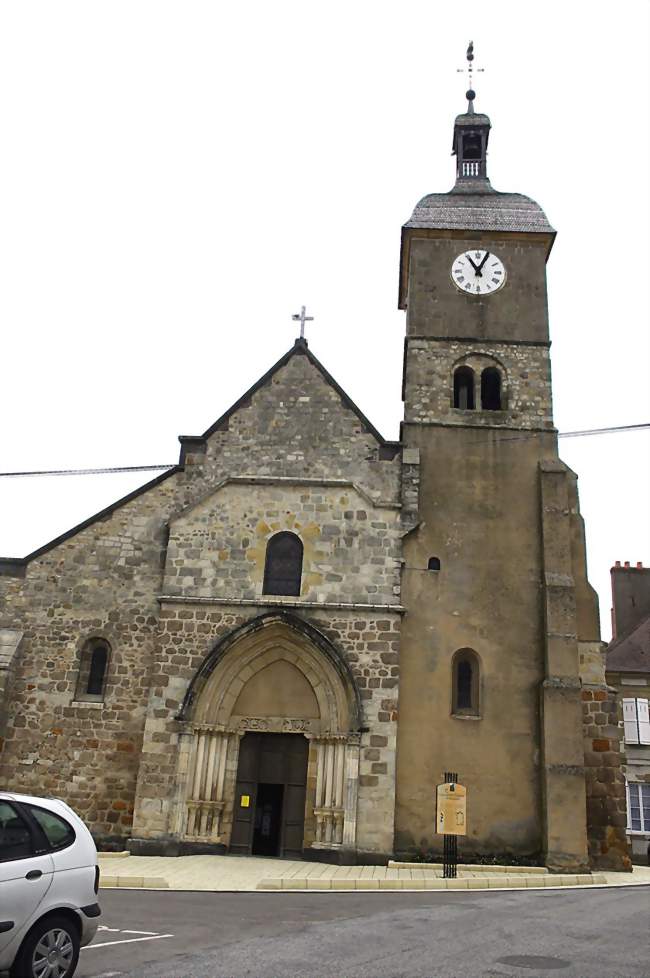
240 795 250 808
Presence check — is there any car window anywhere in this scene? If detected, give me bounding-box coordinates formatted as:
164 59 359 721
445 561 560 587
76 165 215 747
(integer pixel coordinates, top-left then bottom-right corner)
0 800 33 862
28 806 76 851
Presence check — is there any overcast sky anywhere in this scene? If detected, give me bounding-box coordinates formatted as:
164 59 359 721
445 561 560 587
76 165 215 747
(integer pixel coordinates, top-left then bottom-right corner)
1 1 648 640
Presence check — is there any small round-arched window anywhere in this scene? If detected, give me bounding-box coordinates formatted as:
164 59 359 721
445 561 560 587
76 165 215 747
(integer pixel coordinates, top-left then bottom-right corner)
452 648 480 717
75 638 110 702
262 532 303 597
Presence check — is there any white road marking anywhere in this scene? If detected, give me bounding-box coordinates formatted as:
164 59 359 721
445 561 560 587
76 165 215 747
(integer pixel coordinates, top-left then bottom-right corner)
121 929 159 935
84 934 174 949
94 972 122 977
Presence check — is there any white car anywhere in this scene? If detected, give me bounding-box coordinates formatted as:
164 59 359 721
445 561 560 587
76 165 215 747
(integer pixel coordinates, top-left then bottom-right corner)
0 792 100 978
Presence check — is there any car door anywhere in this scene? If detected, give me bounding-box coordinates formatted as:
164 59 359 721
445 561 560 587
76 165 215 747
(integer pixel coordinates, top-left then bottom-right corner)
0 800 54 956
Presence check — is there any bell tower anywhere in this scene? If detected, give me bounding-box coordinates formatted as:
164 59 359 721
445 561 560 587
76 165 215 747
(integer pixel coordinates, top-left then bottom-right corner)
394 49 606 871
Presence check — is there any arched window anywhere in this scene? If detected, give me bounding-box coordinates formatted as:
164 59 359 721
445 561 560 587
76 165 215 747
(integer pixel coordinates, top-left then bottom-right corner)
481 367 502 411
428 557 441 571
75 638 110 702
452 649 480 716
263 532 303 597
453 367 475 410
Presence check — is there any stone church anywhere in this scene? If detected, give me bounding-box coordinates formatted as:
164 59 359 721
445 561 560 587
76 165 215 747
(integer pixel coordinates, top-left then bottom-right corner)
0 88 630 872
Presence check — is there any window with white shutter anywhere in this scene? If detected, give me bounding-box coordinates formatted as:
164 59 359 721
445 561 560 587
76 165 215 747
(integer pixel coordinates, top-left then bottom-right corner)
623 698 650 745
623 698 640 744
637 698 650 746
626 783 650 832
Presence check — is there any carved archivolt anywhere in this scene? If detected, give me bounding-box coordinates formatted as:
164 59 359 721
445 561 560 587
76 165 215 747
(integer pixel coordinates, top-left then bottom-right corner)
181 616 361 850
191 620 354 736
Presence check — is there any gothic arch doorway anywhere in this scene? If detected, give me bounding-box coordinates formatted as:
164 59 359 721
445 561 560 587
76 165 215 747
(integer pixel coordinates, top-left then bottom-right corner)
176 613 362 858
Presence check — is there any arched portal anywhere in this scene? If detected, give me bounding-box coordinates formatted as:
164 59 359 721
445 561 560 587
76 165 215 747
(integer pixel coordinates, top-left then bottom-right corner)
177 613 362 858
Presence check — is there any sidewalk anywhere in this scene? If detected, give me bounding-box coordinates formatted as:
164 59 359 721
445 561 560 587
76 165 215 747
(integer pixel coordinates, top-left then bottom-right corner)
98 852 650 892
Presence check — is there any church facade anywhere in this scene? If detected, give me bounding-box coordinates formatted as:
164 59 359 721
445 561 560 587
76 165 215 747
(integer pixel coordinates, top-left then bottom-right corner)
0 94 630 871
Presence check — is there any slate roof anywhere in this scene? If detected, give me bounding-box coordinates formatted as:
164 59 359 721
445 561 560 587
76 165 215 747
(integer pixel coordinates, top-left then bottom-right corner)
606 614 650 674
453 112 491 128
405 185 555 235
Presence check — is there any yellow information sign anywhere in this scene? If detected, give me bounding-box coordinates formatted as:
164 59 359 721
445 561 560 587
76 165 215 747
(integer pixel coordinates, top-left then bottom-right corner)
240 794 250 808
436 782 467 836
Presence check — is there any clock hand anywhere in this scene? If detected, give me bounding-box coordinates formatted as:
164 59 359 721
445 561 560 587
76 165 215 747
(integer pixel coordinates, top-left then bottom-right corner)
477 251 490 274
466 255 479 272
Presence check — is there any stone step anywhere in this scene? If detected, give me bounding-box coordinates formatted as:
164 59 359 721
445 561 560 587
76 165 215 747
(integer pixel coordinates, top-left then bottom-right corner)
389 860 548 874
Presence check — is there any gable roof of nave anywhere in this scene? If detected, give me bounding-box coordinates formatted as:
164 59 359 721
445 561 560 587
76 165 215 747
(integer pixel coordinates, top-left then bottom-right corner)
0 339 397 571
179 336 393 455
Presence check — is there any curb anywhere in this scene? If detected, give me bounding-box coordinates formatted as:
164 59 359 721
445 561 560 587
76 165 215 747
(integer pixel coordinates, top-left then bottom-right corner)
256 873 606 891
388 861 548 875
99 875 169 889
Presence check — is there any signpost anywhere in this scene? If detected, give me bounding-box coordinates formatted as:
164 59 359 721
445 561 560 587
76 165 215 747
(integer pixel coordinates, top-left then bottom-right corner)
436 771 466 878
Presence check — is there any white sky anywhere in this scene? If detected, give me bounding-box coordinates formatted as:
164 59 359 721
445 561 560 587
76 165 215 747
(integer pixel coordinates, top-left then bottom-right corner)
1 1 648 640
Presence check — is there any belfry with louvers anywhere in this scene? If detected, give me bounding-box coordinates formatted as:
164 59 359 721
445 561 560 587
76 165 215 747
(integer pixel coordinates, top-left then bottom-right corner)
0 86 631 871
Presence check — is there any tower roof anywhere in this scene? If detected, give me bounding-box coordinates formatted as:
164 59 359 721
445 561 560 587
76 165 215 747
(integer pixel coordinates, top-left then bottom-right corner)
405 189 554 235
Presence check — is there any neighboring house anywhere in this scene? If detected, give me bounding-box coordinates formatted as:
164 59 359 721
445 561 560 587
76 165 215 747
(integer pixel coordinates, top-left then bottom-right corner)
606 562 650 864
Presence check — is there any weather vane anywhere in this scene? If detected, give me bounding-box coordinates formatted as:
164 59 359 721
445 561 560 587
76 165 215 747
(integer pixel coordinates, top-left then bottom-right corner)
292 305 314 340
457 40 484 110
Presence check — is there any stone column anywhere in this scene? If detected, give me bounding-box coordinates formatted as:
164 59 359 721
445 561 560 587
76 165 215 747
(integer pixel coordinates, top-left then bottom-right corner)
169 727 195 838
184 727 231 843
342 735 360 849
312 735 358 851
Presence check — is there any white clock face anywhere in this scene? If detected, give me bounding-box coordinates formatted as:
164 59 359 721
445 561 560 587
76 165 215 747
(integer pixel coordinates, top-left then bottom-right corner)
451 250 506 295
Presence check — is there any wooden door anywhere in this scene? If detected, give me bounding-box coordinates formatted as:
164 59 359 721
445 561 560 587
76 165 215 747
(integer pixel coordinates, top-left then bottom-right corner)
229 733 308 857
229 733 258 854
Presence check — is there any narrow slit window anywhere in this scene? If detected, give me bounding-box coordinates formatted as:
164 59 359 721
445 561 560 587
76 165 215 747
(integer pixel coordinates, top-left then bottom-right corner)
453 367 475 410
263 532 303 597
481 367 502 410
452 649 480 716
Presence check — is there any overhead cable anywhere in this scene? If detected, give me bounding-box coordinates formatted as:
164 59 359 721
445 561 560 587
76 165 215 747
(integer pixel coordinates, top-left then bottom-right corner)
0 423 648 478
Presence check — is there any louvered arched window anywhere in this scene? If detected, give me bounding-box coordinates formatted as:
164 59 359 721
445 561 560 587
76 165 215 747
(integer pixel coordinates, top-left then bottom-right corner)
263 532 303 597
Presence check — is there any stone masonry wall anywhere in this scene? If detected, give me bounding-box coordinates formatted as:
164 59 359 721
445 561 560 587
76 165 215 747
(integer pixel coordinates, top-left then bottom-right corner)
404 338 553 429
164 482 401 605
580 643 631 871
199 350 400 503
0 474 183 845
133 605 400 855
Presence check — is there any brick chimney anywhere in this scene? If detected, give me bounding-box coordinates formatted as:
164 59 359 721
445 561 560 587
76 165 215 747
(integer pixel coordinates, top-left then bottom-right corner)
610 562 650 638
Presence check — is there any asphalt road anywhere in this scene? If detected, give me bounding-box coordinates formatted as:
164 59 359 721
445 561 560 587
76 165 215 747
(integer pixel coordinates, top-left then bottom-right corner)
77 886 650 978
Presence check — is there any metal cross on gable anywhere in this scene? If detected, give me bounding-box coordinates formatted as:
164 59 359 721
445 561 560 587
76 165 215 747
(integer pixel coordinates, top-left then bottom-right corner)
292 305 314 340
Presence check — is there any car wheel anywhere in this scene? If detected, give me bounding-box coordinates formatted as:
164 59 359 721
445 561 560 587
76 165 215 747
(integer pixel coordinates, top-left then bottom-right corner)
10 914 80 978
